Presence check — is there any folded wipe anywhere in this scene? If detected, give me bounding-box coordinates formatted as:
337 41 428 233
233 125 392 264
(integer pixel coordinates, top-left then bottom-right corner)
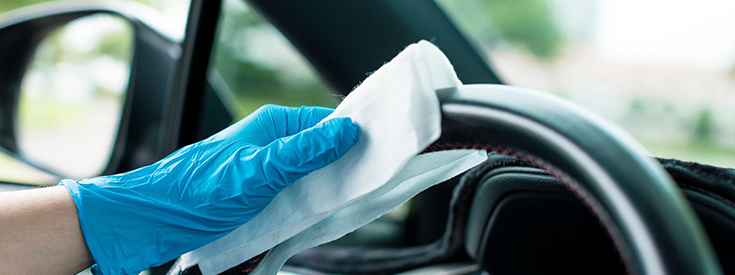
175 40 487 275
251 150 486 275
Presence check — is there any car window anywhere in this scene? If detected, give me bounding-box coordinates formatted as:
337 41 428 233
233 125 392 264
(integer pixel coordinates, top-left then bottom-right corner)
0 0 190 185
208 0 419 249
435 0 735 168
208 0 340 120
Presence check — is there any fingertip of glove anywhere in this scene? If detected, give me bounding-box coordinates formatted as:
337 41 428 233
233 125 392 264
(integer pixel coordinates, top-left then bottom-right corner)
324 117 360 145
300 105 335 128
265 117 360 183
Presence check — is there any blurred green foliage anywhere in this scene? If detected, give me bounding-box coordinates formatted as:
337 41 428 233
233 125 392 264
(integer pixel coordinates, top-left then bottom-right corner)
19 94 86 128
4 0 734 175
98 28 133 61
694 109 715 141
210 0 338 119
481 0 562 58
435 0 734 167
1 0 135 184
2 0 133 70
22 13 133 105
437 0 562 59
0 0 50 13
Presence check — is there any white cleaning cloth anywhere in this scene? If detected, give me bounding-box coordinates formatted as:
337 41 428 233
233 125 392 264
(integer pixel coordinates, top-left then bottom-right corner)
251 149 486 275
175 40 487 275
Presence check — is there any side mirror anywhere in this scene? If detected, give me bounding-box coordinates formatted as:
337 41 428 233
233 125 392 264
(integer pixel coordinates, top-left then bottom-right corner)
0 2 183 180
16 13 132 179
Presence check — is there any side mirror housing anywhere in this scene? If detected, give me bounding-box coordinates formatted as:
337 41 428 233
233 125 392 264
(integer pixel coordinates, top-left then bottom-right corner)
0 2 183 179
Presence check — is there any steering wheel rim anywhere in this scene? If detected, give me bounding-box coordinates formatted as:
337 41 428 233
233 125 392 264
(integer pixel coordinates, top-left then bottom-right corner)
434 84 721 275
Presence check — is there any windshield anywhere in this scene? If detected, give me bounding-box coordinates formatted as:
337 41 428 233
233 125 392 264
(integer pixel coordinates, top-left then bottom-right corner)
436 0 735 168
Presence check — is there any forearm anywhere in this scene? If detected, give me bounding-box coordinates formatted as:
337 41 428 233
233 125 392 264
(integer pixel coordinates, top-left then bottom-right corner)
0 186 93 275
0 106 357 275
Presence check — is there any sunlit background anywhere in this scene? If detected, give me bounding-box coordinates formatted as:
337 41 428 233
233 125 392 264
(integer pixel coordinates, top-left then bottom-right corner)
1 0 734 184
0 0 190 184
0 0 733 274
437 0 735 167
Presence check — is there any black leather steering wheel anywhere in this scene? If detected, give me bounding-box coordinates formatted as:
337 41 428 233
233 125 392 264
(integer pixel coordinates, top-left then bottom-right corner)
175 84 723 275
433 84 721 275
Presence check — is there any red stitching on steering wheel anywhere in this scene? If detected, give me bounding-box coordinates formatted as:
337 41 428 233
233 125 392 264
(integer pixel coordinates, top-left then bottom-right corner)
425 142 633 275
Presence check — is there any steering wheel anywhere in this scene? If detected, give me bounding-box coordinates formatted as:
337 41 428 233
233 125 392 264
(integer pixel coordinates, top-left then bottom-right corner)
174 84 723 275
432 84 721 275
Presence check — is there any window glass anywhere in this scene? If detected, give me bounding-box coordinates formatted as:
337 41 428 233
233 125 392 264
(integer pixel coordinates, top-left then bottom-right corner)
436 0 735 168
17 14 132 182
0 0 190 185
208 0 415 248
208 0 340 120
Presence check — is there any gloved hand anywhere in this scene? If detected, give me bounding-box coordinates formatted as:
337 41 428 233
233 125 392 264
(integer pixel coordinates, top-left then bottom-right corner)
60 104 359 275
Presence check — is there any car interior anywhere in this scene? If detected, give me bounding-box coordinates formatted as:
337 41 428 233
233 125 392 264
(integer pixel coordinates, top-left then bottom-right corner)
0 0 734 274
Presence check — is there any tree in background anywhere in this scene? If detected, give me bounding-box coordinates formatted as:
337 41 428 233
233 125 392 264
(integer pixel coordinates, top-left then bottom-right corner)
210 0 338 118
693 109 715 142
3 0 337 120
0 0 49 13
438 0 563 59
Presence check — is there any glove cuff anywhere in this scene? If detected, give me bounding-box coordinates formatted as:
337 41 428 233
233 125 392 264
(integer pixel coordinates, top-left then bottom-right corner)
59 179 126 275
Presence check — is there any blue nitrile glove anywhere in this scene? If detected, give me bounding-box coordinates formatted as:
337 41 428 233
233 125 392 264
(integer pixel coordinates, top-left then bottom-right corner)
60 104 359 275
